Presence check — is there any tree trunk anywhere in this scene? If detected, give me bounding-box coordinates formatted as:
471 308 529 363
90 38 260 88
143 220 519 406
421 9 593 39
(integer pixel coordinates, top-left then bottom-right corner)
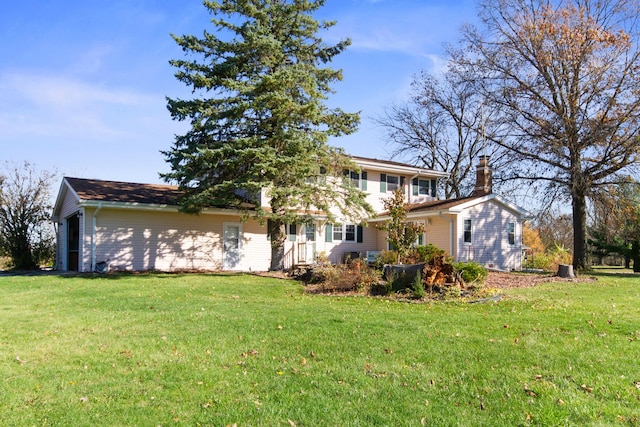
632 240 640 273
557 264 575 278
572 191 589 271
269 219 286 271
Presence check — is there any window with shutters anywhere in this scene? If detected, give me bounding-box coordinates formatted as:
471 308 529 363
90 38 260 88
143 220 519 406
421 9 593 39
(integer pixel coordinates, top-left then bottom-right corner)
380 174 401 193
326 223 363 243
412 178 437 197
343 170 367 190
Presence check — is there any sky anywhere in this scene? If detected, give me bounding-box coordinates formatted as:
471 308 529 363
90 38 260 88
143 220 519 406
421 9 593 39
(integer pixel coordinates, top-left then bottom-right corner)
1 0 479 186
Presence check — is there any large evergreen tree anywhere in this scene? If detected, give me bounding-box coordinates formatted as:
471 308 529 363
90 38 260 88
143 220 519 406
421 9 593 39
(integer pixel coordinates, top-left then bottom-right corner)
163 0 371 270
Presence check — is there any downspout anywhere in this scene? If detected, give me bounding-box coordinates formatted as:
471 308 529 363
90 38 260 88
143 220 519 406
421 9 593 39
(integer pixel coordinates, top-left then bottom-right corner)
439 211 454 258
92 203 102 271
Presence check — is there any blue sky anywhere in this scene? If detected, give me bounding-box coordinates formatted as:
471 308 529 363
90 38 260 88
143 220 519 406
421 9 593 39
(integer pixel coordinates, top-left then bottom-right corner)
1 0 478 185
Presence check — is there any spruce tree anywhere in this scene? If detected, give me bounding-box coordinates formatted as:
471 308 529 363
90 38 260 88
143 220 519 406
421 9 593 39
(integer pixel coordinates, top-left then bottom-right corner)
163 0 372 270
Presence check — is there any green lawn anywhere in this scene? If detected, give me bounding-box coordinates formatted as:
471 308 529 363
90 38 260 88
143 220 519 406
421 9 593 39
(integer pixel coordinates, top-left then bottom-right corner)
1 271 639 426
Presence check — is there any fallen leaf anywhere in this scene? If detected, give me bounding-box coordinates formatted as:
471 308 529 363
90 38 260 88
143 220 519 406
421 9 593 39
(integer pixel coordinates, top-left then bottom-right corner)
288 420 296 426
557 399 565 405
581 384 593 393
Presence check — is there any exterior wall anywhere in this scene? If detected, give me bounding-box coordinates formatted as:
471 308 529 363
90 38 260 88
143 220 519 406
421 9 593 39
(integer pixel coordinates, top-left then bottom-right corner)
361 171 437 213
425 215 455 256
282 221 380 265
454 201 523 271
81 208 271 272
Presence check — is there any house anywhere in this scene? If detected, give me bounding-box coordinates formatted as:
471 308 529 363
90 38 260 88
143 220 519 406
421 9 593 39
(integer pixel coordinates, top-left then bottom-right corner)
52 155 529 273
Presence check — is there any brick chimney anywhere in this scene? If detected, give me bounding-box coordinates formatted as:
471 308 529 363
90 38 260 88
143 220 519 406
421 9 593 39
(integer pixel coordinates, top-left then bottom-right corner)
473 155 492 196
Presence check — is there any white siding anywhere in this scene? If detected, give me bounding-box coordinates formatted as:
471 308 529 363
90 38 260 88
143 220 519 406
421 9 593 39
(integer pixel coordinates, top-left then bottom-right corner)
425 215 454 256
454 201 523 271
86 209 270 272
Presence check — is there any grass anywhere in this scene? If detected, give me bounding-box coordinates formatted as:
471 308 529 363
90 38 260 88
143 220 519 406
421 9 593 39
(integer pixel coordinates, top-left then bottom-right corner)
1 271 639 426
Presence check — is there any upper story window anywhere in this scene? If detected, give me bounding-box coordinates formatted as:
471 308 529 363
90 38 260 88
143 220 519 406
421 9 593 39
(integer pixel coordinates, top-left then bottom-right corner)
412 178 436 197
344 170 367 191
463 219 472 244
380 174 403 193
507 222 515 245
306 166 327 185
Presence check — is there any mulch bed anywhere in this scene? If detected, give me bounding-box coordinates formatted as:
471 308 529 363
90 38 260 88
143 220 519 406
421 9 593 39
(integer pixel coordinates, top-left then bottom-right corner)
484 271 597 289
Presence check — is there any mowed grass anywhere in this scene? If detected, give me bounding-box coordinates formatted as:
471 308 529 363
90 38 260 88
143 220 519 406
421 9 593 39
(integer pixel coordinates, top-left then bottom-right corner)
1 271 639 426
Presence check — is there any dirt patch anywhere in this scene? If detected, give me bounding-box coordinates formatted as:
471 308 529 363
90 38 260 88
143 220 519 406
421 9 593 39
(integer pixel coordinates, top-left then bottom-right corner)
484 271 597 289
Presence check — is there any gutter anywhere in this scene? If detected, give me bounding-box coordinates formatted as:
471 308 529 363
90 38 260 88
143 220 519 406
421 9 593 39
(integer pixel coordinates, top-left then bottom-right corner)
91 203 102 272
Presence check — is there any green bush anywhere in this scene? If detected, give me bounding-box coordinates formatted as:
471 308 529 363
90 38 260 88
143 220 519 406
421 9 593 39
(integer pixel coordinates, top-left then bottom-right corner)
377 250 398 266
411 273 425 299
452 261 488 284
413 244 447 264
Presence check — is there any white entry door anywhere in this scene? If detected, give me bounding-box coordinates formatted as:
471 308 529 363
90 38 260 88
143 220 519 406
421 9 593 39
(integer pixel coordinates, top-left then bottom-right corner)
223 223 242 270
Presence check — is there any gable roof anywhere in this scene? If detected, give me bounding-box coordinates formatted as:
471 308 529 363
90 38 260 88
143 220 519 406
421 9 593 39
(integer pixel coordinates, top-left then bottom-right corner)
371 193 531 221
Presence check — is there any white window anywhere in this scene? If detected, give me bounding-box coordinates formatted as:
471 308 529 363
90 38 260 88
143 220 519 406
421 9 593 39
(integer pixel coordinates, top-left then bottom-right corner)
333 223 343 241
344 170 367 190
380 174 401 193
463 219 472 244
412 178 436 197
508 222 515 245
326 223 362 243
344 224 356 242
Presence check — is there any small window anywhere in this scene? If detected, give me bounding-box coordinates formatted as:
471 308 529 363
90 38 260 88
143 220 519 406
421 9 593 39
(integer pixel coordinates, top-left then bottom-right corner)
345 224 356 242
333 223 343 241
463 219 472 244
508 222 515 245
288 224 297 242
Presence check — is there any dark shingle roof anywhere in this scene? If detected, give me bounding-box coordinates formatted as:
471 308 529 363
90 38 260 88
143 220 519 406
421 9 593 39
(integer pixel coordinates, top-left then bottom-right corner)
65 177 182 206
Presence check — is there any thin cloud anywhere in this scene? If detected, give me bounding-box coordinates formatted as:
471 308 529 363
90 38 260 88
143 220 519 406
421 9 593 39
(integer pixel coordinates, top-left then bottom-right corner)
0 72 159 139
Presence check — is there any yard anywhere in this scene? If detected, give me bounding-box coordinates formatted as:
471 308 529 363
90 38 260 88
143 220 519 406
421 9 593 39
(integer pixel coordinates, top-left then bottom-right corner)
0 270 638 426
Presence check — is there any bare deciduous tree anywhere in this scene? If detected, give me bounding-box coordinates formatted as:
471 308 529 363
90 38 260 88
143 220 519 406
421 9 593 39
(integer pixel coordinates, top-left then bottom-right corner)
0 162 57 270
377 68 509 199
459 0 640 270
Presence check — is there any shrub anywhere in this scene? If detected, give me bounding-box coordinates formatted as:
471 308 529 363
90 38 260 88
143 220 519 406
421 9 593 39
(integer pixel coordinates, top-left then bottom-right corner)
411 273 425 299
378 250 398 266
306 261 379 293
413 244 447 264
452 261 488 284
